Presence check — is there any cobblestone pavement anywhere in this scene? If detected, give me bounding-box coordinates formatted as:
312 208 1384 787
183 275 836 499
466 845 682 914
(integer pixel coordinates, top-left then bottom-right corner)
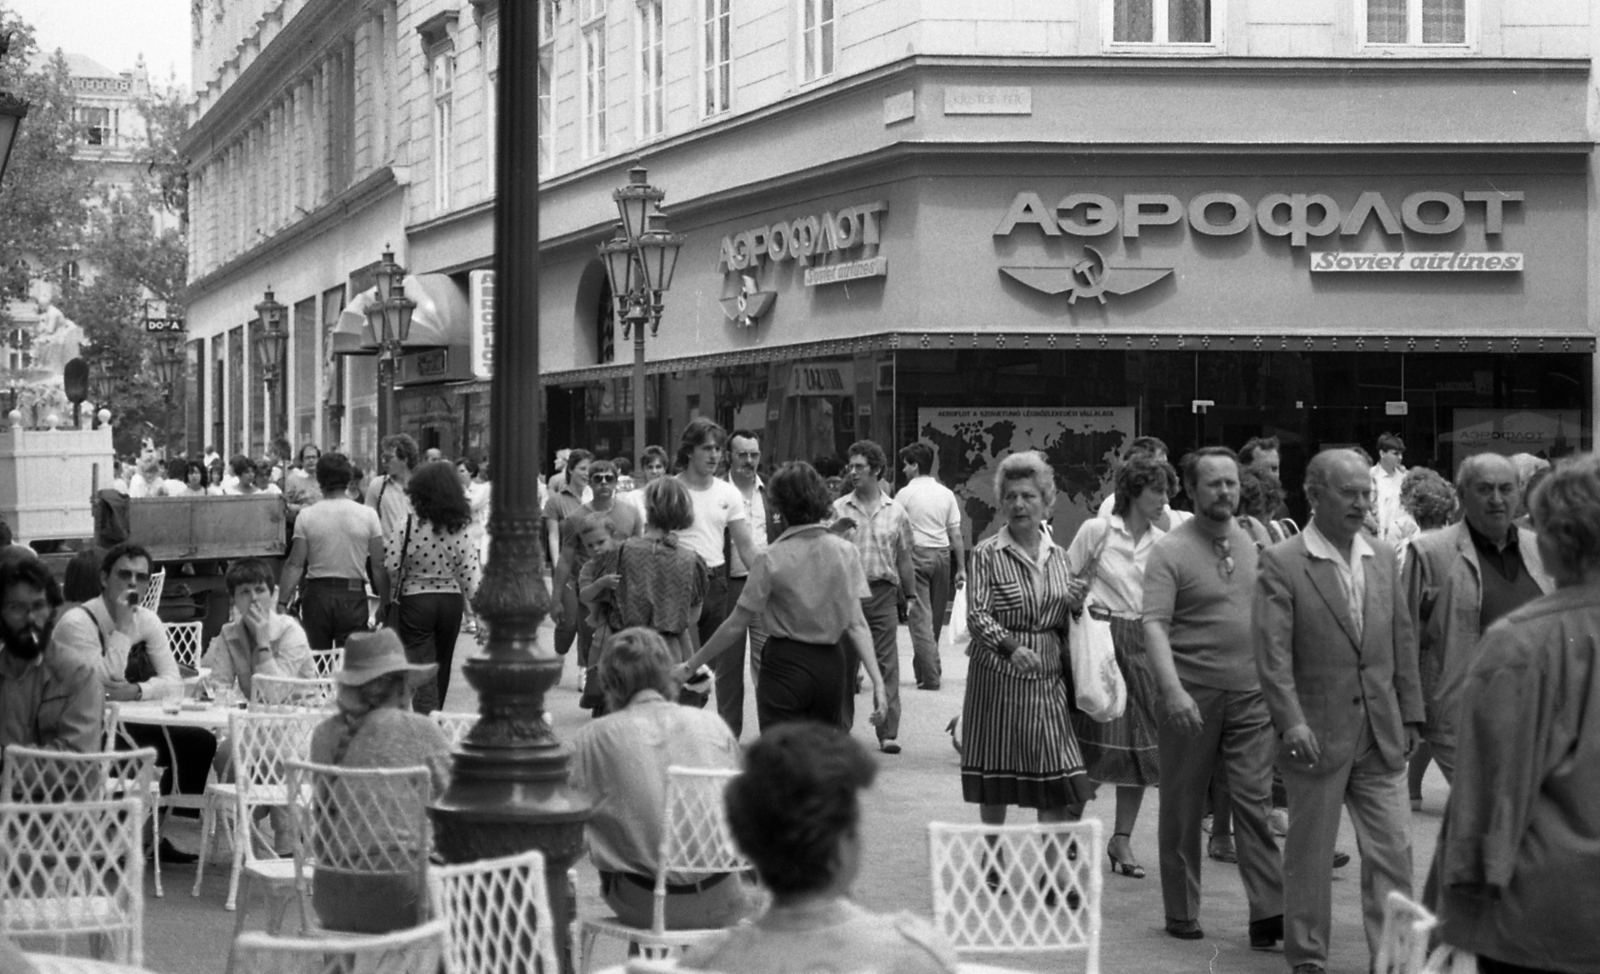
127 622 1447 974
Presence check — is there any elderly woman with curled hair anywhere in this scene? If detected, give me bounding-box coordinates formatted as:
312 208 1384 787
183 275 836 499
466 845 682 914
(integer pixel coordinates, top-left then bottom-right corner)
570 627 747 930
1065 453 1177 878
679 721 958 974
680 462 886 731
1428 453 1600 974
961 451 1093 828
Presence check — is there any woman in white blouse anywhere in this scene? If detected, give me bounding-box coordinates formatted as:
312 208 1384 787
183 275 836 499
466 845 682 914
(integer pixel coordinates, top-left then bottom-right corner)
384 461 482 713
1066 455 1177 880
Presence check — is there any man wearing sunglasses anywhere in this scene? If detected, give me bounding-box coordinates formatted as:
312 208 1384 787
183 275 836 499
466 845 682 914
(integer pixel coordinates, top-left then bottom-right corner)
1142 446 1284 948
550 458 642 673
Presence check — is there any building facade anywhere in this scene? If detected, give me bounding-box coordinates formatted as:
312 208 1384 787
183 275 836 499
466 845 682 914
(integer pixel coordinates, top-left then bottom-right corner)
182 0 1596 537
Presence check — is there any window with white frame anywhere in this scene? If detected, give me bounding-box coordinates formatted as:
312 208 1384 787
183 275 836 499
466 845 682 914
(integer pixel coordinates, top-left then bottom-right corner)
431 50 455 210
637 0 665 140
580 0 608 157
702 0 730 116
1107 0 1218 47
538 40 554 175
539 0 556 40
483 16 500 189
1361 0 1469 46
800 0 834 83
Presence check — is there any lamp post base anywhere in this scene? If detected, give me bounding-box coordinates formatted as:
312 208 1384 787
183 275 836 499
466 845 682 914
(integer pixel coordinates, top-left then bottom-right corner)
430 646 592 971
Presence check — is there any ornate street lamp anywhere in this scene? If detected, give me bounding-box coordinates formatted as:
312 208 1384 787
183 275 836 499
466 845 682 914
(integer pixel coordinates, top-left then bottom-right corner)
150 333 186 450
366 247 416 441
598 168 684 469
0 34 30 188
253 288 288 445
427 3 591 971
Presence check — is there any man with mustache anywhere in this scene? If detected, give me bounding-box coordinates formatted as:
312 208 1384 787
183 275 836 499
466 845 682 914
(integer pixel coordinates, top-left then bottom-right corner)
1402 452 1553 783
0 558 102 764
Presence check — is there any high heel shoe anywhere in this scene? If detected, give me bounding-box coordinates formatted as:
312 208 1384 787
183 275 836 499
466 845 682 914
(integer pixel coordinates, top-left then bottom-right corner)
1107 831 1146 879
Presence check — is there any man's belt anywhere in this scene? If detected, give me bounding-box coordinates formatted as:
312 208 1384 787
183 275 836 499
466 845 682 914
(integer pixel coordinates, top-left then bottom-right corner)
606 869 730 895
303 577 367 591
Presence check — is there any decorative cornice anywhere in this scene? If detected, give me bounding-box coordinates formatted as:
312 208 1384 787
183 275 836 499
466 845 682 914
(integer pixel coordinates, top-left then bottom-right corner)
417 10 460 50
180 166 400 305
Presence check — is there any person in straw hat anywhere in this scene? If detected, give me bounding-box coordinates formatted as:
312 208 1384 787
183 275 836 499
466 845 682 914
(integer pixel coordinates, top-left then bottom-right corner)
307 628 452 933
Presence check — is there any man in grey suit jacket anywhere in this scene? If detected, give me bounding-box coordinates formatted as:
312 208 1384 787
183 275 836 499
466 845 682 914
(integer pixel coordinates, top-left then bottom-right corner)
1401 452 1553 782
1254 449 1424 974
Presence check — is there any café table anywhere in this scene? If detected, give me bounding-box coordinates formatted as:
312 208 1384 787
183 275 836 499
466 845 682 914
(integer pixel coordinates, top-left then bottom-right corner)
25 954 157 974
593 960 1041 974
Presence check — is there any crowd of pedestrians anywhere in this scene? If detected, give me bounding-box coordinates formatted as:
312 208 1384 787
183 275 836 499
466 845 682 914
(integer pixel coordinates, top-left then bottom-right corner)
1 412 1597 974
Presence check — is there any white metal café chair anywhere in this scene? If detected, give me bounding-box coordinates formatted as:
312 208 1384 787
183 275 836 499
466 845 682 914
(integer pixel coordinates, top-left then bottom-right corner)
578 766 755 973
194 709 320 910
308 647 344 679
1 744 165 899
429 847 559 974
277 760 433 937
431 711 477 747
228 917 448 974
0 797 146 966
164 621 205 671
927 818 1104 972
140 569 165 611
249 675 337 712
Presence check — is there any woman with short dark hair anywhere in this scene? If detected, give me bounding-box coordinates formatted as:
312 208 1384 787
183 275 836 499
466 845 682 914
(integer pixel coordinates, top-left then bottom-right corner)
679 721 957 974
679 462 886 732
385 460 481 713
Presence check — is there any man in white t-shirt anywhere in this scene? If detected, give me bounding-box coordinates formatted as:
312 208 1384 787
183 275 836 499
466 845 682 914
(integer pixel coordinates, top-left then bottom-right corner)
1371 432 1407 542
674 419 755 729
281 453 391 649
894 442 964 691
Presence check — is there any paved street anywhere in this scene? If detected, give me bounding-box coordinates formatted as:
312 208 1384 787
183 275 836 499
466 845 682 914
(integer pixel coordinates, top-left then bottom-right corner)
126 622 1448 974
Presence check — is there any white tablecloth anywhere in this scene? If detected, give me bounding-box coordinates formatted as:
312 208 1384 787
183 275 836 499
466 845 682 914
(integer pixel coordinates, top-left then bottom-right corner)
113 700 234 731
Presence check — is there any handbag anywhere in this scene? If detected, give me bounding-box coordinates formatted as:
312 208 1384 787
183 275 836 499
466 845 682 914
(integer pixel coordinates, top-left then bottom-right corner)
383 515 413 629
1066 520 1126 722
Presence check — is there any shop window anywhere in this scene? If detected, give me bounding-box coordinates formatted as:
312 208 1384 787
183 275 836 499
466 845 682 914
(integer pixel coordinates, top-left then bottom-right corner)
636 0 665 140
1105 0 1220 50
580 0 608 158
1359 0 1470 48
799 0 834 84
701 0 730 117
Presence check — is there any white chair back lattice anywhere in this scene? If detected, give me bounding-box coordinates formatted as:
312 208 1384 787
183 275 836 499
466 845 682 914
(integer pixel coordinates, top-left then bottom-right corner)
229 917 449 974
432 711 476 747
231 711 321 810
140 569 166 611
250 675 337 711
284 759 433 932
658 767 749 903
0 744 158 806
927 819 1104 969
308 647 344 678
165 621 205 671
0 797 146 966
428 847 559 974
1376 890 1440 974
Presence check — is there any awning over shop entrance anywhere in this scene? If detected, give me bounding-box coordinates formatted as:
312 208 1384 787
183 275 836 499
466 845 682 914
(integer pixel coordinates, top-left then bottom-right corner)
329 273 469 355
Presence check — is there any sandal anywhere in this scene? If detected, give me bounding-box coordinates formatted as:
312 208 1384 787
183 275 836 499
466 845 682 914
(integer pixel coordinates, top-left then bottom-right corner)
1107 832 1146 879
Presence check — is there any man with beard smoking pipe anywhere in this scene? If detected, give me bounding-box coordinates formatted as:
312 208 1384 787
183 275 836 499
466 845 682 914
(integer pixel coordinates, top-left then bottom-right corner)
0 558 103 769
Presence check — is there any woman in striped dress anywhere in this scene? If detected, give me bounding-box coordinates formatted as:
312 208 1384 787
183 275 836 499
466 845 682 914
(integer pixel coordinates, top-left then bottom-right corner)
1066 455 1176 879
961 451 1095 825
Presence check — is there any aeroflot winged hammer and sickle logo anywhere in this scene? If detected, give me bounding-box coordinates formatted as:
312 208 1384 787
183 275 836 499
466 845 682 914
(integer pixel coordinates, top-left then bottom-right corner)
1000 246 1173 305
719 274 775 328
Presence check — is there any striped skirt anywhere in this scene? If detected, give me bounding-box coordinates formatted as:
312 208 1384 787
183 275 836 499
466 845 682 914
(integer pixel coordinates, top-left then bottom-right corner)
1071 615 1161 787
960 640 1093 810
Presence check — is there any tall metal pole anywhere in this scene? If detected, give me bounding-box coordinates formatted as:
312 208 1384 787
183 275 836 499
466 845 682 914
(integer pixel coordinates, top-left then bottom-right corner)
377 349 394 443
633 328 646 463
429 0 590 970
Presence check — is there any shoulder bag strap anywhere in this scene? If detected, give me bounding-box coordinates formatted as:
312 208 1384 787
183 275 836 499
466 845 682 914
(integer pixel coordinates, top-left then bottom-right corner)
392 515 413 600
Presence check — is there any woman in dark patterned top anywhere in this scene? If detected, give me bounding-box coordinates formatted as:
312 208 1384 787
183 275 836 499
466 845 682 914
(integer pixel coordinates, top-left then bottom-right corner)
610 477 709 670
961 451 1093 825
385 461 482 713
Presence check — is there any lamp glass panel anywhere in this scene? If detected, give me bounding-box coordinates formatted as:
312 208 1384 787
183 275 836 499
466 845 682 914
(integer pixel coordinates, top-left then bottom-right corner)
393 288 416 344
